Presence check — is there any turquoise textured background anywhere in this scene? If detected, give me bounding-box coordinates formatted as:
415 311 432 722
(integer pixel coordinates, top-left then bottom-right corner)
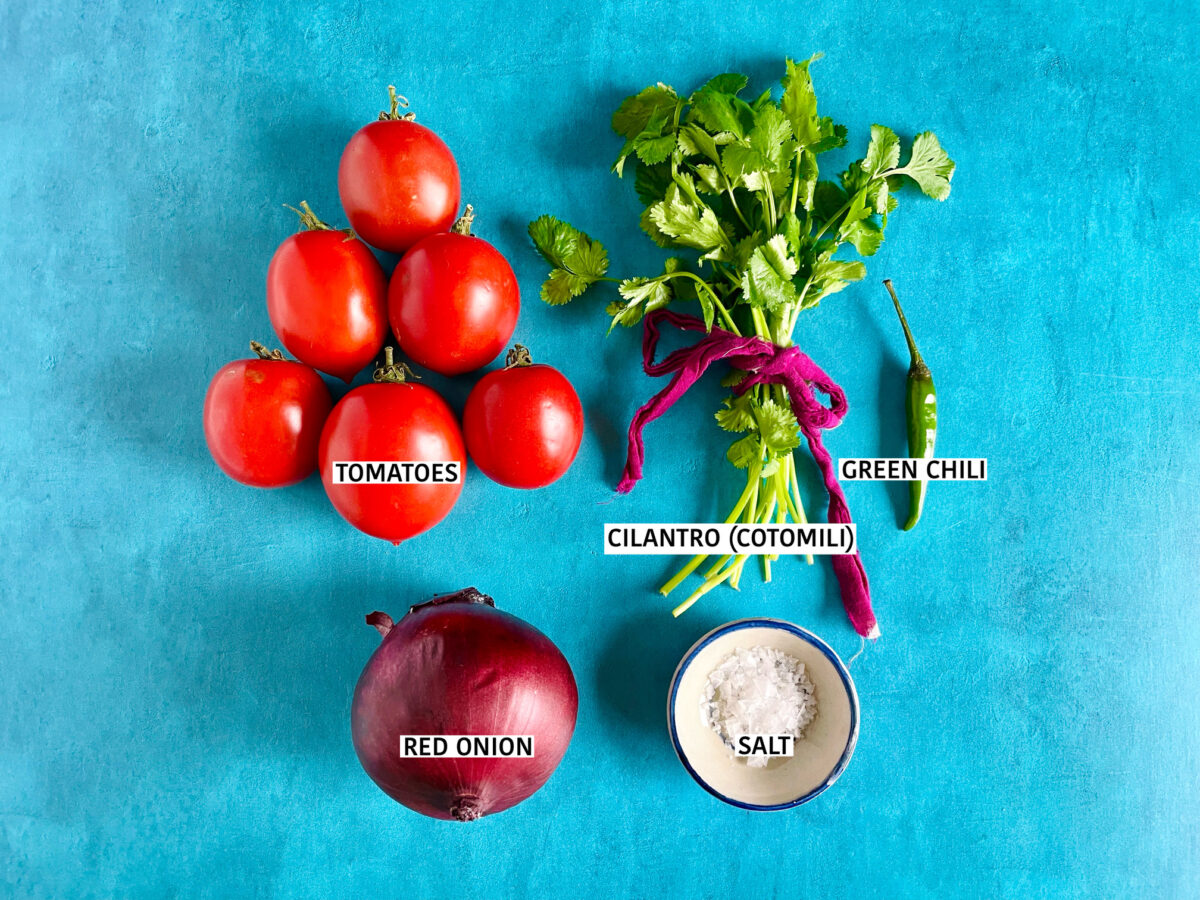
3 1 1199 897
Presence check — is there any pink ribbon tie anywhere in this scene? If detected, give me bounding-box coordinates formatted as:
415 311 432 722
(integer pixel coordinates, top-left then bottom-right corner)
617 309 879 639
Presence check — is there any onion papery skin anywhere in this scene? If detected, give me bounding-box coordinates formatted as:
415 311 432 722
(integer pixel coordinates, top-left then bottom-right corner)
351 588 578 821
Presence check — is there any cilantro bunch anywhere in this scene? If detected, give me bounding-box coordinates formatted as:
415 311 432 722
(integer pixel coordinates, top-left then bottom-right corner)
529 57 954 612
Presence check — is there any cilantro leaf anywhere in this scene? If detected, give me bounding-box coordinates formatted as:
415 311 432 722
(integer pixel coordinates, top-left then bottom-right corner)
804 256 867 308
760 234 798 278
781 55 822 147
706 73 749 95
726 435 761 469
742 235 800 313
780 212 805 255
635 132 676 166
869 178 890 216
614 107 679 176
612 84 678 138
528 214 578 269
677 124 721 163
631 109 676 166
720 105 795 193
810 122 848 154
894 131 956 200
689 73 752 137
840 218 883 256
795 149 819 211
756 399 801 453
839 182 873 229
639 205 674 247
692 163 723 193
813 180 847 224
634 162 673 207
696 288 716 331
649 183 731 258
862 124 901 178
528 216 609 305
618 276 672 311
732 231 763 271
715 395 756 432
571 235 610 280
605 298 645 329
541 268 581 306
840 160 871 195
606 254 698 331
750 105 794 165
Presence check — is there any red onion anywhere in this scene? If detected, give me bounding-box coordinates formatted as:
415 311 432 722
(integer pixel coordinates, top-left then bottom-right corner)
351 587 578 821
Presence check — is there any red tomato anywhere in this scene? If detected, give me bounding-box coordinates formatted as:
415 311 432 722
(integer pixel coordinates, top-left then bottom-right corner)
266 204 388 383
389 213 519 376
319 371 466 543
462 348 584 489
338 89 460 254
203 345 333 488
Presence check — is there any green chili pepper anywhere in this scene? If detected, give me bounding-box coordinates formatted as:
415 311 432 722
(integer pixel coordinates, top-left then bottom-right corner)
884 280 936 531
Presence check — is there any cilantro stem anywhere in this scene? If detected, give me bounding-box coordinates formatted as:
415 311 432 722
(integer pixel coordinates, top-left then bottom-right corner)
759 183 777 232
727 188 752 233
811 197 851 243
811 175 882 244
750 306 770 341
779 273 816 342
704 552 733 579
666 271 740 334
673 555 748 616
775 464 800 521
789 149 802 216
785 453 814 564
713 166 753 234
714 263 742 292
659 455 761 596
758 485 778 581
660 554 711 597
728 555 747 591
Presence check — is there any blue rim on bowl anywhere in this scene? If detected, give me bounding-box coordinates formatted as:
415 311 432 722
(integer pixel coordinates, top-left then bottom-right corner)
666 618 860 810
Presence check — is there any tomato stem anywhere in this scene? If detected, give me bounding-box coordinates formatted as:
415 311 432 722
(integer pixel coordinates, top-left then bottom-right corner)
379 85 416 122
452 204 475 236
283 201 336 233
372 346 418 384
504 344 533 368
249 341 285 360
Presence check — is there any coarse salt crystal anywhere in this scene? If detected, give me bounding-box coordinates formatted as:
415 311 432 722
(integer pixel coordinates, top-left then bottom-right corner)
699 645 816 768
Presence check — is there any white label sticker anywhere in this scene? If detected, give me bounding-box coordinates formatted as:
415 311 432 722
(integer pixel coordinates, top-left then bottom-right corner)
727 734 797 758
603 523 855 556
397 735 535 758
838 458 987 481
330 461 463 484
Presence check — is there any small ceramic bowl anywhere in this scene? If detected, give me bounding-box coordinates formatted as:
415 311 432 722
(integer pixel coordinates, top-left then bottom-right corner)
667 618 859 810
